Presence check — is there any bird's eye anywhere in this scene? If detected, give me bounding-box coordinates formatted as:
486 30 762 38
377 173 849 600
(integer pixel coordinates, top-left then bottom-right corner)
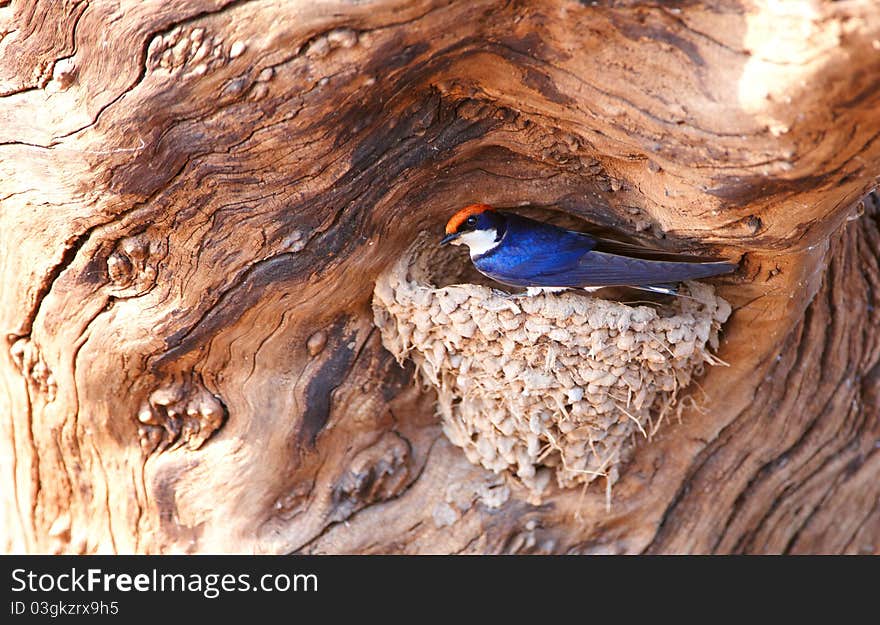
465 216 477 227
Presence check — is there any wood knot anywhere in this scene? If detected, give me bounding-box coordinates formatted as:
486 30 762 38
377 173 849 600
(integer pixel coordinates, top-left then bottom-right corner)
326 28 358 49
137 372 227 453
747 215 763 234
107 235 157 296
329 432 411 522
50 58 77 91
307 330 327 356
305 28 359 59
147 24 227 77
9 337 56 401
229 40 247 59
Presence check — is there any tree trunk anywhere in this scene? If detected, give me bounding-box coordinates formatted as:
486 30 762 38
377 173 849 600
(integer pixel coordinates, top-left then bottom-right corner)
1 0 878 554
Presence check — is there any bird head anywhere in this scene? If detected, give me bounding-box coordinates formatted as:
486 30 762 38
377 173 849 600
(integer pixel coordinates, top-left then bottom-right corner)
440 204 504 255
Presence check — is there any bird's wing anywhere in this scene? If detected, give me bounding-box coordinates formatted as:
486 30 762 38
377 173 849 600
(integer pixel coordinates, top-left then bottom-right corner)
590 237 728 263
549 251 734 286
494 247 733 287
506 212 727 263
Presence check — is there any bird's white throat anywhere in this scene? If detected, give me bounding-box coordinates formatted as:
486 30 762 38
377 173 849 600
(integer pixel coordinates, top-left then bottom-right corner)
454 229 500 257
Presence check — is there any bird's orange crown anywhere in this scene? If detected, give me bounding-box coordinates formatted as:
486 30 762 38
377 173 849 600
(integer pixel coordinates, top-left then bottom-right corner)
445 203 494 234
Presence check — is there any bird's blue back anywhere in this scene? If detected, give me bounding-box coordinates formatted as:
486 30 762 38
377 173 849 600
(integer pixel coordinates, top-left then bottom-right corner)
474 215 596 287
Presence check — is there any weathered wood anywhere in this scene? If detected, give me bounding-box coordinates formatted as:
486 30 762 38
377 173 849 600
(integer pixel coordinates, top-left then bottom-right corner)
1 0 878 553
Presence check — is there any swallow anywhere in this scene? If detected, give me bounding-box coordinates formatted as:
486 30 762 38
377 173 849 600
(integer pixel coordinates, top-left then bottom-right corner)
440 204 735 296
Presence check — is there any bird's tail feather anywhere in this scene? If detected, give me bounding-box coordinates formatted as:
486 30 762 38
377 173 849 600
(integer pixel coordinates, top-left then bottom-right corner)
631 283 710 301
633 283 678 296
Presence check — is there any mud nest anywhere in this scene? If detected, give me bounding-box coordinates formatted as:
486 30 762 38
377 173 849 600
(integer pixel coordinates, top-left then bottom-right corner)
373 234 731 501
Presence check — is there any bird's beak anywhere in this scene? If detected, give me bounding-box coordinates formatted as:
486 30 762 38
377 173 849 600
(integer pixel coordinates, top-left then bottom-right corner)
440 232 460 246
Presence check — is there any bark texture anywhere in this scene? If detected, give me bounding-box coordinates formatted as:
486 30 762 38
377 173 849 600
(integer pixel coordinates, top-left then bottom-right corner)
1 0 878 554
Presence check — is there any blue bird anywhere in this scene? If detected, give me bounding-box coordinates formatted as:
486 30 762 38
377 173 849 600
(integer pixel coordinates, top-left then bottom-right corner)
440 204 735 296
